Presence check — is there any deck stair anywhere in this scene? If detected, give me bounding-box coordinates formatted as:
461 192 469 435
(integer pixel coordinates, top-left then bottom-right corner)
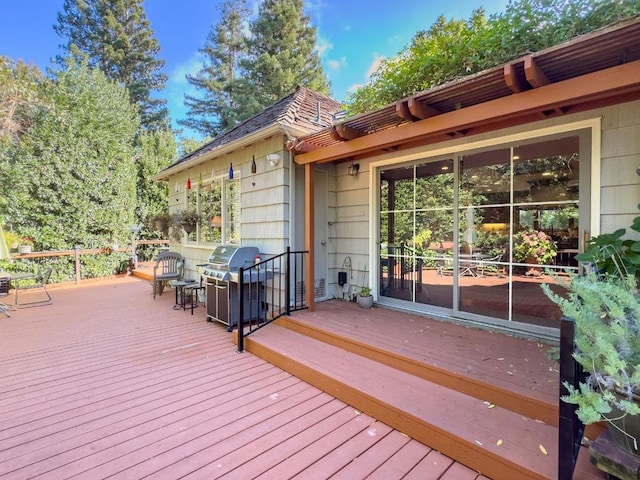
236 304 600 480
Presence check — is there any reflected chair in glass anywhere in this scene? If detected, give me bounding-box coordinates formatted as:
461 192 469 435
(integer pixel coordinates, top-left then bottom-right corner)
15 268 53 308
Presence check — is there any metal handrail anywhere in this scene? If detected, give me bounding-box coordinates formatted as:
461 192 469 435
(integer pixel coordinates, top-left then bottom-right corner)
558 316 587 480
237 247 308 352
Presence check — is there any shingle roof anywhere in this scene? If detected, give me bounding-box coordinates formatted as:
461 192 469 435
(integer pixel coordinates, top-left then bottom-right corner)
162 86 342 172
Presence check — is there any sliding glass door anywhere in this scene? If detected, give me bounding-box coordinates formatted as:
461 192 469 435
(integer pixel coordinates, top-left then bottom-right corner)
378 132 584 332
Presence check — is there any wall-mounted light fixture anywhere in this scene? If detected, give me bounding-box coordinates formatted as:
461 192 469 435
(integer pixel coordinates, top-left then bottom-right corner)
251 155 257 174
348 163 360 176
267 152 281 167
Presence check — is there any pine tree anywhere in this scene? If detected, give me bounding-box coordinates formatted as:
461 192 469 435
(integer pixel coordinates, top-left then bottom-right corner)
179 0 250 137
54 0 169 131
240 0 331 115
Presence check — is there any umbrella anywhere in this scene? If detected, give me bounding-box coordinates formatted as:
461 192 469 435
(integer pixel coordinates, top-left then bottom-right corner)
0 223 10 261
462 205 477 255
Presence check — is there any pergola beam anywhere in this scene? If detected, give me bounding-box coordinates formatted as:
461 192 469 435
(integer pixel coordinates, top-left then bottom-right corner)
295 60 640 165
524 56 550 88
331 124 365 141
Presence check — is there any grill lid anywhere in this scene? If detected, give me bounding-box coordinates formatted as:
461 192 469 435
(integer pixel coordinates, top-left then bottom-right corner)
207 245 259 269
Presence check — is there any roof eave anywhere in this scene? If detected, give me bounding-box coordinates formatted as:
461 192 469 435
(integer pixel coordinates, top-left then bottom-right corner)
153 122 312 181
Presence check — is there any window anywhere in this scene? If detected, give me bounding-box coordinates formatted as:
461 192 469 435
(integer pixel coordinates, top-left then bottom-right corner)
186 176 240 245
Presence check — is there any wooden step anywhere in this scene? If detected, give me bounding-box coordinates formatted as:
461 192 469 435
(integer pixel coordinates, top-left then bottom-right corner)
240 323 557 480
274 315 557 426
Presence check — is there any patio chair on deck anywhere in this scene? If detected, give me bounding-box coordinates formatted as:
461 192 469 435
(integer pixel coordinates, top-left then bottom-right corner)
152 251 184 299
15 267 53 308
0 275 11 317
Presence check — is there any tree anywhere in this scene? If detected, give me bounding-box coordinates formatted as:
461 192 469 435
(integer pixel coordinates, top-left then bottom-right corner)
54 0 169 131
240 0 331 116
179 0 250 137
346 0 640 114
135 129 176 239
1 59 139 251
0 57 50 147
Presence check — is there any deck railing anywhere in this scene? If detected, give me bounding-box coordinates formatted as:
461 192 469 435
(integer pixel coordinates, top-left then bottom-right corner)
237 247 308 352
6 240 169 284
558 316 587 480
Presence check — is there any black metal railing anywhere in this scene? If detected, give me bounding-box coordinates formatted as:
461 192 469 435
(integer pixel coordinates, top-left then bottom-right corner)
558 316 587 480
237 247 308 352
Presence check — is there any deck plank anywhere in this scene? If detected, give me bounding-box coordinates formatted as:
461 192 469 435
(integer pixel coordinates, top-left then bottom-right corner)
0 277 604 480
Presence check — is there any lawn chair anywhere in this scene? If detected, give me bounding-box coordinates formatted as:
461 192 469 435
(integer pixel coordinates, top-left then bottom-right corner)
0 275 12 317
152 251 184 299
15 267 53 308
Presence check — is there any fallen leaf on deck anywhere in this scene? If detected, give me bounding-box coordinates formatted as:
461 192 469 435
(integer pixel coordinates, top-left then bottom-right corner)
475 440 483 446
497 439 503 446
539 444 548 455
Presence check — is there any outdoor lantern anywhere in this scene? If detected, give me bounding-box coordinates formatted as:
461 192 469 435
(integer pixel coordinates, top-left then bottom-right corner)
251 156 257 174
229 163 234 179
348 163 360 176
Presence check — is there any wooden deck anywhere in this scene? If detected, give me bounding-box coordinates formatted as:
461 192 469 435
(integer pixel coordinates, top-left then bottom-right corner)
0 276 602 479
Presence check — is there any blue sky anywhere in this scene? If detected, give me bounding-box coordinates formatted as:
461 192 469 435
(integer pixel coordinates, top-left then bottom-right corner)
0 0 507 139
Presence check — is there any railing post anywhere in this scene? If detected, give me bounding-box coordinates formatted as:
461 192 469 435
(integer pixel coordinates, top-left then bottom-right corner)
558 316 585 480
237 266 245 353
285 246 291 316
74 246 81 284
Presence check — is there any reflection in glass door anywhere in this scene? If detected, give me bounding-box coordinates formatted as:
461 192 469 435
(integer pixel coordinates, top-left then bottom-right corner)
378 133 583 332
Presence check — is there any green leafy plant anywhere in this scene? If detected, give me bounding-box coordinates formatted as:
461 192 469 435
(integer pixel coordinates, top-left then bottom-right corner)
513 228 557 264
542 272 640 425
359 287 371 297
169 209 201 241
576 204 640 280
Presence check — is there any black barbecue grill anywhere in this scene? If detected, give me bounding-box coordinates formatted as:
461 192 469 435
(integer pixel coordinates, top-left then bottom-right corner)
199 245 264 330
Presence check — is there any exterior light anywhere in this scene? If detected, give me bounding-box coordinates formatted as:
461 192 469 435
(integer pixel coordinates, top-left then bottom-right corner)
348 163 360 176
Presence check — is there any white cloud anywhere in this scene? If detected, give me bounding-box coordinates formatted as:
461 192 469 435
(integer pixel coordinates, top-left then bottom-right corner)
315 35 333 58
366 54 386 80
346 83 363 94
327 56 347 72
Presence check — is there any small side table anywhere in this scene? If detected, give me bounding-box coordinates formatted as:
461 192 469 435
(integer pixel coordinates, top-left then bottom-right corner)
169 279 196 311
184 284 205 315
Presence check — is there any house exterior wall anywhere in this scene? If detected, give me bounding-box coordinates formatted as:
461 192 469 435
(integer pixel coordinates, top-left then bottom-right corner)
166 135 291 280
326 99 640 303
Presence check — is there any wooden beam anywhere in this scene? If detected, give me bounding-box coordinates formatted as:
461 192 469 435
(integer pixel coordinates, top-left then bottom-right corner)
295 60 640 165
503 63 528 93
408 96 440 119
524 56 550 88
331 124 365 141
395 101 418 122
304 163 315 312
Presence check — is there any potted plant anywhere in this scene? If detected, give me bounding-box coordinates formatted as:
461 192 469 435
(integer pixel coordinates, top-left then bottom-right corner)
357 286 373 308
150 212 171 237
542 271 640 456
513 228 557 275
18 237 34 254
170 210 201 241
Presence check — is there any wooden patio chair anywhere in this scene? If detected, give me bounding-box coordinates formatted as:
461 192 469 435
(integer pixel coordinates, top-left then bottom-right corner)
152 251 184 299
15 267 53 308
